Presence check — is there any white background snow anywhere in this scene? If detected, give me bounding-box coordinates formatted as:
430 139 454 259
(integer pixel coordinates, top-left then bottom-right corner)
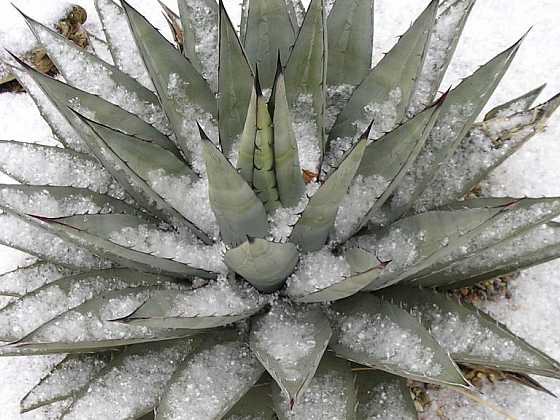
0 0 559 418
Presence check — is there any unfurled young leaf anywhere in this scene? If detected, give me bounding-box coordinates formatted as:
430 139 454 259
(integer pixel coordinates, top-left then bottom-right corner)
250 303 331 403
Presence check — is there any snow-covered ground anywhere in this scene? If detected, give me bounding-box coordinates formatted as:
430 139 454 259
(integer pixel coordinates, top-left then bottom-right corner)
0 0 559 418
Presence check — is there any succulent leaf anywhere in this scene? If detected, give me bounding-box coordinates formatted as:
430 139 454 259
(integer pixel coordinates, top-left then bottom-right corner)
201 127 269 246
224 238 299 292
330 294 468 388
335 102 442 240
177 0 219 89
0 269 166 342
418 92 560 209
382 287 560 379
120 279 265 329
484 83 545 121
272 351 356 419
94 0 155 90
122 0 218 165
218 1 254 156
388 37 523 219
0 208 106 269
20 352 112 413
327 0 437 152
223 383 275 419
285 0 328 160
327 0 374 86
22 11 166 131
156 333 265 420
355 370 417 420
353 206 503 290
9 58 175 153
0 184 140 219
290 136 368 252
15 287 199 353
61 338 199 419
407 0 476 115
414 222 560 289
0 261 75 298
244 0 296 88
32 213 218 279
249 303 332 403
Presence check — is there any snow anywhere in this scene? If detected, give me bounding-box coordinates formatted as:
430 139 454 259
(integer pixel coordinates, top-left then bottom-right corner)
250 302 317 381
95 0 155 90
285 247 351 298
0 262 75 297
21 353 109 413
0 0 559 418
273 363 352 420
107 223 226 273
357 380 412 420
333 311 443 376
292 93 322 172
63 339 196 420
158 276 263 317
158 340 264 420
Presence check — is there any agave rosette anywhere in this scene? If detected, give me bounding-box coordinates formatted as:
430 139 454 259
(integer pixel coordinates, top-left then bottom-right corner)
0 0 560 418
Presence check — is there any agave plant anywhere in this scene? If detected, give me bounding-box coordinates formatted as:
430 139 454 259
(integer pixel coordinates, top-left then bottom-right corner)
1 0 560 418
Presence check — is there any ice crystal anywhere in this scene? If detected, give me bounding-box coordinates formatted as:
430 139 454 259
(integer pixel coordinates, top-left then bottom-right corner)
251 302 317 381
408 0 472 116
335 174 390 240
34 24 169 132
274 370 350 419
357 381 411 420
286 248 351 297
335 311 442 376
95 0 155 90
160 340 264 420
0 262 74 297
63 339 196 420
107 224 226 273
292 94 322 172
